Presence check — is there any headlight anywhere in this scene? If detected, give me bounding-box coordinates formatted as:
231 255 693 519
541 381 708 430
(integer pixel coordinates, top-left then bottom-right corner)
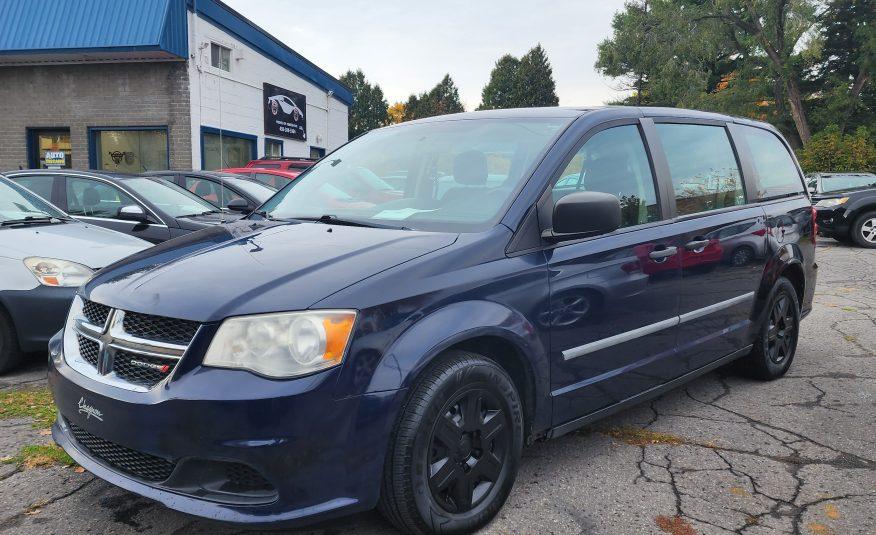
203 310 356 378
815 197 848 208
23 257 94 287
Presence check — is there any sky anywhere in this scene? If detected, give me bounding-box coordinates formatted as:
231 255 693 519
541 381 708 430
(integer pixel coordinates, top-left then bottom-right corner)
221 0 629 110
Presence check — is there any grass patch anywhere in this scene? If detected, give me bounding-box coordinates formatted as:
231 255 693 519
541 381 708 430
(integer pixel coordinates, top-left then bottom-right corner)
2 444 74 469
602 426 686 446
0 387 56 428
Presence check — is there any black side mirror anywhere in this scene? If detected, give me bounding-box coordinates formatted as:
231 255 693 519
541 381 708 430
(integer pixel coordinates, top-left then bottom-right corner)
226 198 252 213
117 204 148 223
544 191 621 242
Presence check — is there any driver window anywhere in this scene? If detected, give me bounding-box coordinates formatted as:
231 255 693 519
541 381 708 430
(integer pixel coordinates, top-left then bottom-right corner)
552 125 660 228
65 177 138 218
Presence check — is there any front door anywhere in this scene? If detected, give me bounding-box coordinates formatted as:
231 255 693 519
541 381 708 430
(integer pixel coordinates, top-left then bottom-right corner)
62 175 170 243
651 122 768 370
547 123 685 424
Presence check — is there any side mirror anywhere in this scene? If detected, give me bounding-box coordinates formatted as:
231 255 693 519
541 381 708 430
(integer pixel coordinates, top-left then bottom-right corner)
117 204 148 223
544 191 621 242
226 198 252 213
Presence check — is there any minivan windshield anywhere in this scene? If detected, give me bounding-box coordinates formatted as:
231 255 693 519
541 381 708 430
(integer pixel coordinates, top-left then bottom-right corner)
258 118 571 232
821 174 876 193
124 178 218 218
0 176 68 224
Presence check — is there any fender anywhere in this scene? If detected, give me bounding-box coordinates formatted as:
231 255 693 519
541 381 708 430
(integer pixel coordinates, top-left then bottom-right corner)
364 300 552 435
755 241 805 320
843 196 876 223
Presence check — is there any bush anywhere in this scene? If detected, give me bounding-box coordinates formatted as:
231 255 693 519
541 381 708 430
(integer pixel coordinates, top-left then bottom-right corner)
796 126 876 174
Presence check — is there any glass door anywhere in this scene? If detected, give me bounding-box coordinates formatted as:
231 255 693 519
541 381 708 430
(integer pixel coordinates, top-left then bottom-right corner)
29 128 72 169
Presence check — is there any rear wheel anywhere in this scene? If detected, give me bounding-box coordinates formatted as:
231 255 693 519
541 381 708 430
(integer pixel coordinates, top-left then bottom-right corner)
0 308 24 374
378 351 523 534
851 210 876 248
740 277 800 380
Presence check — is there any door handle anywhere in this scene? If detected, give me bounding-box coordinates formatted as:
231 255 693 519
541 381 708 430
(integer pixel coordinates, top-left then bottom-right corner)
685 239 711 251
648 246 678 261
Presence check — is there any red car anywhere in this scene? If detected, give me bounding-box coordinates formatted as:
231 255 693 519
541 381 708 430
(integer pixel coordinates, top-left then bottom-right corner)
244 157 318 173
221 167 299 190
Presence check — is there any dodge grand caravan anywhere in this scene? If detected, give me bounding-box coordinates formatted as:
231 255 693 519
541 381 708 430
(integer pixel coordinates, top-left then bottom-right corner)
48 107 816 534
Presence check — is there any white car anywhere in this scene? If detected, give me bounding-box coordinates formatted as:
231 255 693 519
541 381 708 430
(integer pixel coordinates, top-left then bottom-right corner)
267 95 302 121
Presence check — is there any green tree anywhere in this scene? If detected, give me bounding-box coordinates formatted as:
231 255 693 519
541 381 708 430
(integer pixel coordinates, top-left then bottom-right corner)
478 54 520 110
404 74 465 120
515 44 559 107
796 126 876 173
339 69 389 138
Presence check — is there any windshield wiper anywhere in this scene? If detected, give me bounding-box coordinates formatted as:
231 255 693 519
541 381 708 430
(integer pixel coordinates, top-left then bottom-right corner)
297 214 411 230
1 216 65 227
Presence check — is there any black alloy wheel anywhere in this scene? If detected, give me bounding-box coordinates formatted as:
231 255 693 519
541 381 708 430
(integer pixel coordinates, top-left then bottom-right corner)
766 292 795 364
427 387 509 513
379 351 523 534
740 276 800 380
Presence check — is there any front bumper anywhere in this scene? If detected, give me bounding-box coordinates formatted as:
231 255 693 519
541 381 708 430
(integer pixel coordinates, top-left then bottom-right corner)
48 333 402 526
0 286 77 352
815 206 851 237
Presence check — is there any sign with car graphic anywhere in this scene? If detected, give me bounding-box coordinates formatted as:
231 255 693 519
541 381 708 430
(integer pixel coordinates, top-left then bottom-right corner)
263 83 306 141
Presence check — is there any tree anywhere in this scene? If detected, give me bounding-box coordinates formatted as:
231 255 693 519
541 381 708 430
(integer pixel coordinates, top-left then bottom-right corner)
514 44 559 107
387 102 406 124
796 126 876 173
338 69 389 138
478 55 520 110
403 74 465 120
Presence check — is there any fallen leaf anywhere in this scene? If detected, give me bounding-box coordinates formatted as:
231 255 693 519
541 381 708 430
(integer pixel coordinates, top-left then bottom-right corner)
38 429 52 436
824 503 840 520
807 522 832 535
841 307 856 311
655 515 696 535
0 456 13 462
844 335 857 342
73 466 85 473
729 486 749 497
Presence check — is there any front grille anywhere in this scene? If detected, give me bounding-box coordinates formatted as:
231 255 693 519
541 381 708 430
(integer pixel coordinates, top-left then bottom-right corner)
123 312 199 346
112 350 177 389
225 462 273 491
67 421 175 482
77 335 100 368
82 299 111 327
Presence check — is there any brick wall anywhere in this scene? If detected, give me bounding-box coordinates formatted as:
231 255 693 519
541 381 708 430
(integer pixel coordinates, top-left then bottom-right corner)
0 62 192 171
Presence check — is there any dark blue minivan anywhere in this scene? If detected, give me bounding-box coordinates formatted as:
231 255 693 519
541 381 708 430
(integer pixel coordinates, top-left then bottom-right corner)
48 107 816 534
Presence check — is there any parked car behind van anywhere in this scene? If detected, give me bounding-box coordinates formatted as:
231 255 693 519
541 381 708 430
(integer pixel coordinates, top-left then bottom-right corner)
0 175 148 372
48 107 816 534
808 172 876 248
5 170 242 243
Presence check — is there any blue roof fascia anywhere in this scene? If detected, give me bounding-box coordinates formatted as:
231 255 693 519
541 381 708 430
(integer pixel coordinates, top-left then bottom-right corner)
189 0 352 105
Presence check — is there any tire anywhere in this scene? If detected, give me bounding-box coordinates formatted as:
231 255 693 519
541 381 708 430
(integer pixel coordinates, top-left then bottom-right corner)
740 277 800 380
378 350 524 534
850 210 876 248
0 307 24 374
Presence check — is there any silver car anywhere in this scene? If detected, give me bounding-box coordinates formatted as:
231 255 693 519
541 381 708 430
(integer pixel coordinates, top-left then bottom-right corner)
0 175 149 373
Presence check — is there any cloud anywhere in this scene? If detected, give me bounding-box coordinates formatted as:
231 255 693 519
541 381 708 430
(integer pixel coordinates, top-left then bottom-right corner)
222 0 627 109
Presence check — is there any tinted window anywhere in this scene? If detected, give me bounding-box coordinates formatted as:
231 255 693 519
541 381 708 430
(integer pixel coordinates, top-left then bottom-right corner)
225 178 276 202
656 124 743 215
552 125 660 227
66 177 138 218
123 178 216 218
12 175 54 201
183 176 243 207
255 173 288 189
0 178 66 222
737 126 804 199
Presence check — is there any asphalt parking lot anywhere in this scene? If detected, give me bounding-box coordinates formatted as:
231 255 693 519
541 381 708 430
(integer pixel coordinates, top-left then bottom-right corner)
0 237 873 535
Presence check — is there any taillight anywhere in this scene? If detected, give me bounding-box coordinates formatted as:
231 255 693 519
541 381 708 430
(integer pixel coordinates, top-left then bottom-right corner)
811 205 818 245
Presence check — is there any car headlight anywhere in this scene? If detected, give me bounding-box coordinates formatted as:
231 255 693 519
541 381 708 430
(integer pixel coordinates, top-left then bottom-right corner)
203 310 356 378
23 257 94 287
815 197 848 208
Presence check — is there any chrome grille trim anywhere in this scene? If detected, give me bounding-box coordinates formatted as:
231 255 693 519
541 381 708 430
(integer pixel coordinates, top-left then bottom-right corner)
64 297 198 392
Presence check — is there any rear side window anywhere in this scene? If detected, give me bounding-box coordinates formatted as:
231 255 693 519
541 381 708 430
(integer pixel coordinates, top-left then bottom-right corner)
65 177 138 218
737 126 804 199
656 123 744 216
552 124 660 228
12 175 55 202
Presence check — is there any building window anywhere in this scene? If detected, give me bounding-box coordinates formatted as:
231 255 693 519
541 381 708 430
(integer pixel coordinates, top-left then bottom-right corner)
265 138 283 158
210 43 231 71
202 127 256 170
90 127 169 172
310 146 326 159
28 128 72 169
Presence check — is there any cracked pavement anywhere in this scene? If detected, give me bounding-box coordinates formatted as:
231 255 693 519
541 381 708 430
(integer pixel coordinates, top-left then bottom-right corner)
0 238 873 534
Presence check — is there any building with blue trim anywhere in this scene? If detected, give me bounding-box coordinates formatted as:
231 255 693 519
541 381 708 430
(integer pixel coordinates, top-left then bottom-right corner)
0 0 350 171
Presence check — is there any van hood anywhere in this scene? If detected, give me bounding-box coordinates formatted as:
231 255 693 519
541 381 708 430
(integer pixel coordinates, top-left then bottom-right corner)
0 221 149 268
84 220 458 322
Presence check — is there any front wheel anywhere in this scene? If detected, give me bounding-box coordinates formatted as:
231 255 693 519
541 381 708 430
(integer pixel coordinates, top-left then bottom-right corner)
740 277 800 380
0 308 24 374
379 351 524 534
851 210 876 248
